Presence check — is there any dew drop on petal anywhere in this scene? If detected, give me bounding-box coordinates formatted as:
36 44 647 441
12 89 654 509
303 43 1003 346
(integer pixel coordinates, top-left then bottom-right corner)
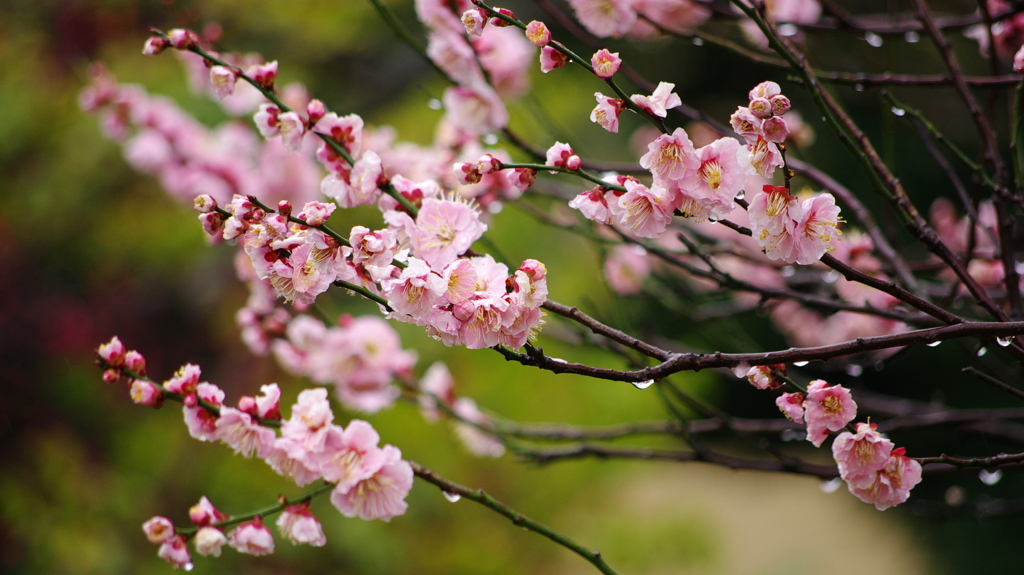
427 98 443 110
443 490 462 502
483 133 499 145
854 83 865 92
865 31 883 47
927 340 942 347
978 347 988 357
781 265 795 277
998 336 1013 347
793 361 809 367
692 37 704 46
904 30 920 43
980 469 1003 485
779 23 798 37
890 106 906 117
845 364 863 377
820 478 843 493
632 379 655 390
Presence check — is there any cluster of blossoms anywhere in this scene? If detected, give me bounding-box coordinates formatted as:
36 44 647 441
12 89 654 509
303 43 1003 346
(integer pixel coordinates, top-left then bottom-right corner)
748 184 841 264
564 0 711 39
730 81 791 179
99 337 414 568
734 365 921 510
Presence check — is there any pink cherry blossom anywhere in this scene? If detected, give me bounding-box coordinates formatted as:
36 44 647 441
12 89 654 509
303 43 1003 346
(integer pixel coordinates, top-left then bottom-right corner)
98 336 126 367
142 36 169 55
216 407 277 458
330 445 413 521
381 257 448 319
228 517 275 555
442 85 508 134
316 420 388 492
125 349 146 374
604 244 651 294
143 516 175 544
248 61 278 88
409 196 488 269
184 382 225 442
157 535 192 569
525 20 552 46
461 9 488 35
419 361 455 422
281 387 334 455
849 447 923 510
785 193 841 265
276 503 327 546
189 495 228 526
745 364 785 390
546 141 578 171
832 422 894 489
749 185 798 261
254 103 282 139
640 127 698 182
297 201 336 226
168 28 197 49
590 93 626 133
761 116 789 143
729 107 763 145
680 137 743 203
428 30 484 87
512 259 549 309
540 46 570 72
630 82 681 118
744 137 785 178
453 397 506 457
321 151 383 208
568 0 637 37
130 380 164 407
507 167 537 191
776 392 805 423
591 49 622 78
209 66 237 99
194 526 228 557
803 379 857 447
314 113 364 174
570 187 613 223
1015 44 1024 73
277 111 305 153
613 179 674 238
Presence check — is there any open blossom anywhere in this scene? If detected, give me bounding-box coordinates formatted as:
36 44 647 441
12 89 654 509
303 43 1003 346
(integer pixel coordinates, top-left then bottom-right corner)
321 150 383 208
277 111 305 153
803 380 857 447
525 20 552 46
281 387 334 454
143 516 175 544
569 187 613 223
744 137 784 178
381 257 447 318
776 392 805 423
189 496 228 526
787 193 842 265
568 0 637 37
545 141 581 171
630 82 681 118
540 45 570 72
229 517 275 555
316 420 388 491
590 93 626 133
330 445 413 521
98 336 126 367
184 382 225 442
209 66 237 99
130 379 163 407
640 127 697 182
277 504 327 546
461 8 487 35
297 201 335 227
314 112 364 174
612 179 674 238
849 448 923 510
408 196 488 269
216 407 276 458
591 49 621 78
832 422 894 489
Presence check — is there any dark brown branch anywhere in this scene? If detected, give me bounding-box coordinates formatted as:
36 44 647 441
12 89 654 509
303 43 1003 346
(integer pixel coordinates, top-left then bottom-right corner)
494 321 1024 383
541 300 673 361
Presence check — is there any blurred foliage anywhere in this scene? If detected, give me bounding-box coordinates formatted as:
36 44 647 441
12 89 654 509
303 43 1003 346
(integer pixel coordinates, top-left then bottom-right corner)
4 0 1024 573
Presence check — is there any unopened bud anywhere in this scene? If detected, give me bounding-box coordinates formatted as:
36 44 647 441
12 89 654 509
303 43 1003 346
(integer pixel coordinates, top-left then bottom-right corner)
142 36 170 55
490 7 516 27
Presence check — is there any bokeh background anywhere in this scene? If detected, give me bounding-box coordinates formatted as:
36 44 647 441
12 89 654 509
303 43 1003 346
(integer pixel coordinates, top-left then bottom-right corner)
3 0 1024 573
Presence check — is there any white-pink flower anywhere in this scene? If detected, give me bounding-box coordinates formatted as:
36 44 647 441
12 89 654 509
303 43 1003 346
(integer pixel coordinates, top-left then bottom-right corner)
409 196 488 269
590 93 626 133
525 20 552 46
330 445 414 521
776 392 805 423
280 387 334 455
849 447 923 510
786 193 842 265
569 187 613 224
184 382 225 442
640 127 698 182
194 526 228 557
228 517 275 555
803 379 857 447
613 179 674 238
591 49 622 78
209 66 237 100
316 420 388 492
630 82 681 118
680 137 744 203
321 150 383 208
278 111 305 153
832 422 894 489
157 535 192 569
216 407 277 458
276 503 327 546
568 0 637 37
143 516 175 544
461 8 488 35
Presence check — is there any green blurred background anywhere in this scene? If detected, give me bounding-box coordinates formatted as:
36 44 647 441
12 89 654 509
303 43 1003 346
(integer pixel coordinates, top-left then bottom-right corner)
3 0 1024 573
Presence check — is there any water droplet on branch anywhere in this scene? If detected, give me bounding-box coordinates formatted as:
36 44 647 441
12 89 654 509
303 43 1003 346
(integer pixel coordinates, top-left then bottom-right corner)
980 469 1003 485
890 107 906 116
793 361 809 367
443 490 462 502
977 347 988 357
845 364 863 377
904 31 920 43
427 99 443 110
997 336 1013 347
927 340 941 347
865 32 883 47
632 379 655 390
692 37 704 46
820 478 843 493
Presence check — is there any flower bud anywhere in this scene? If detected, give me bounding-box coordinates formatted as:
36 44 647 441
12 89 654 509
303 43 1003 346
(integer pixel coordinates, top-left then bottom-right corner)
130 380 164 408
98 336 126 367
142 516 175 544
209 66 238 99
490 7 516 27
454 162 482 185
462 9 488 36
769 94 791 116
565 155 582 171
248 61 278 89
306 99 327 125
748 97 772 119
762 116 789 143
194 526 228 557
167 29 197 50
142 36 170 55
194 194 217 213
